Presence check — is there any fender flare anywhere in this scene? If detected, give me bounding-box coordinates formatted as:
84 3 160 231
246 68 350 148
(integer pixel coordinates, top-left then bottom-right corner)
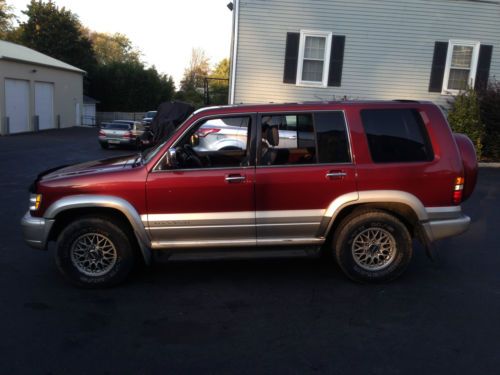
318 190 428 237
44 195 152 264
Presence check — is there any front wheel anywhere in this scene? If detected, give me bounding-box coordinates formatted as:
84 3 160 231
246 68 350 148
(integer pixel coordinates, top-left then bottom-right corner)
333 210 412 283
55 217 135 288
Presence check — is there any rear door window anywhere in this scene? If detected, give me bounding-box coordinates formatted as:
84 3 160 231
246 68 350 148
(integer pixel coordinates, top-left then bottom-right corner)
314 111 351 164
259 114 316 165
360 109 434 163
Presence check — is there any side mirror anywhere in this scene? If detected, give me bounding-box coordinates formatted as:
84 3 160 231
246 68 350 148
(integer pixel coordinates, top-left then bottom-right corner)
166 147 178 168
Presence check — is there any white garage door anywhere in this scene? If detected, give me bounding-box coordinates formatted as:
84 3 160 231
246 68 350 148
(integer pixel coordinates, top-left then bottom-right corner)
5 79 30 134
35 82 54 130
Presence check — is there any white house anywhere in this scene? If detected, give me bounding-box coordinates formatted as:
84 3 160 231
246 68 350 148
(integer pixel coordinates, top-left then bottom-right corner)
0 40 84 135
228 0 499 106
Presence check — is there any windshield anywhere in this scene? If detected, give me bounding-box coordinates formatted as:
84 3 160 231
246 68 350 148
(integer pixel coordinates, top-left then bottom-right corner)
145 111 157 118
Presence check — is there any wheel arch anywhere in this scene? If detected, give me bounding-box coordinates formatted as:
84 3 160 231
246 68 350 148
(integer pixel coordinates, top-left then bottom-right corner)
321 190 428 241
45 195 151 264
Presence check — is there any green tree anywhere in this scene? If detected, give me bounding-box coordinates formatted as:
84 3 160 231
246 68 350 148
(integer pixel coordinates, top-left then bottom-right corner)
448 87 485 159
89 61 175 111
208 58 229 105
177 48 210 107
17 0 96 72
0 0 15 38
85 29 141 65
210 58 229 79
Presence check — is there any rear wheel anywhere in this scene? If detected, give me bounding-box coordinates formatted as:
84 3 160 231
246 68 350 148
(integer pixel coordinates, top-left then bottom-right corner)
55 217 135 288
333 209 412 283
100 142 109 149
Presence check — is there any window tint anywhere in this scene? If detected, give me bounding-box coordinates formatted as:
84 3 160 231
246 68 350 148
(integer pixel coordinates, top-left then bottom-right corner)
260 114 316 165
361 109 434 163
314 112 350 163
171 116 251 169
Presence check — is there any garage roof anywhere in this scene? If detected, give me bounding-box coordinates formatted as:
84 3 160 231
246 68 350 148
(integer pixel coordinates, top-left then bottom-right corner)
0 40 85 74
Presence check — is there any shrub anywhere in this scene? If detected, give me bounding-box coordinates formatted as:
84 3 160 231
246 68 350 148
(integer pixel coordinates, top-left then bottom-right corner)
478 81 500 161
447 87 485 159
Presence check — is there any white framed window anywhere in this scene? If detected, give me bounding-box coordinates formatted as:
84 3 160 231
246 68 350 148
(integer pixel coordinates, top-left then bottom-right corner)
296 30 332 87
442 40 480 94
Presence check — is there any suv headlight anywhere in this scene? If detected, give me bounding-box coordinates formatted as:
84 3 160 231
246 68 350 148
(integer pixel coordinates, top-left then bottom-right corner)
29 194 42 211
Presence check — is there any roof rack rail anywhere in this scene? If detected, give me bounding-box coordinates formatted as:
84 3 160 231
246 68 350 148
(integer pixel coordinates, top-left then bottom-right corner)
393 99 420 103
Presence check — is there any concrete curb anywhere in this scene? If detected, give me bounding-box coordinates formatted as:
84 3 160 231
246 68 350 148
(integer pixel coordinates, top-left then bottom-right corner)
479 163 500 168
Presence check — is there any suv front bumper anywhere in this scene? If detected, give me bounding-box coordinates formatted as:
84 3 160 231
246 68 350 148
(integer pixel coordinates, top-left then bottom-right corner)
21 211 54 250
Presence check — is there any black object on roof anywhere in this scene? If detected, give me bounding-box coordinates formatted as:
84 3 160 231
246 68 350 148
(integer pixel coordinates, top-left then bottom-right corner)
149 101 195 144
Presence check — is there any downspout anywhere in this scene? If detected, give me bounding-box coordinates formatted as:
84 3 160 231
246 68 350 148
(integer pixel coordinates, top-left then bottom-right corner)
229 0 239 105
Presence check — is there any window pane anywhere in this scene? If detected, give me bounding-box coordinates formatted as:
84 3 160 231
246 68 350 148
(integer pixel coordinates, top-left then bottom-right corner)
448 69 470 90
302 60 324 82
451 45 473 68
176 116 251 169
360 109 434 163
304 36 325 59
314 112 351 164
260 114 316 165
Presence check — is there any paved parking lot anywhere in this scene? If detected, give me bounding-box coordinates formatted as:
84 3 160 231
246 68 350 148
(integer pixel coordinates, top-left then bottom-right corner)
1 127 499 374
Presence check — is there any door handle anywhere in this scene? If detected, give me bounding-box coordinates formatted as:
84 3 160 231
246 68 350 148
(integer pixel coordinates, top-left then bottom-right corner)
225 174 246 183
326 171 347 179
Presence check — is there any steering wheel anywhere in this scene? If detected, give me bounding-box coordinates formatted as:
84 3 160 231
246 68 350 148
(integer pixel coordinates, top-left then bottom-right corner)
181 144 203 168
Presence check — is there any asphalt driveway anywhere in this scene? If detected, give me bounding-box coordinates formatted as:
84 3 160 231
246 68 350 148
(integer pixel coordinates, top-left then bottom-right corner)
1 127 499 374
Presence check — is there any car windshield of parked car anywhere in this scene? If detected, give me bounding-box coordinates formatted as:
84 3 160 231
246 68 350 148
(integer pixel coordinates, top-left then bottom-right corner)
146 111 157 118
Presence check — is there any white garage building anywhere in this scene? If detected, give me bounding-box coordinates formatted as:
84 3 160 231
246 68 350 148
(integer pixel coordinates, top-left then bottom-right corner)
0 40 84 135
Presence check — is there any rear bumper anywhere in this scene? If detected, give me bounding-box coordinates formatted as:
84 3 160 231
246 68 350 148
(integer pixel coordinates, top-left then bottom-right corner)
422 206 470 242
99 137 137 145
21 211 54 250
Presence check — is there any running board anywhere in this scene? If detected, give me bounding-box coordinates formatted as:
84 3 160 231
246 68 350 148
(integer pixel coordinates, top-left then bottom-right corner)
153 246 322 262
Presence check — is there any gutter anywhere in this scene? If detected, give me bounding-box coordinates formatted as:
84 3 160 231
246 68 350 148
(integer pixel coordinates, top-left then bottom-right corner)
229 0 239 105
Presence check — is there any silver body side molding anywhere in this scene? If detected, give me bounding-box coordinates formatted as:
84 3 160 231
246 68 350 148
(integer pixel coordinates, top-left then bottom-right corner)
25 191 468 260
44 195 152 263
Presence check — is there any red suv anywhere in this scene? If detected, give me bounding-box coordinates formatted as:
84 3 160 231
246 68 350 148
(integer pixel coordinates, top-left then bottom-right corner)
21 101 477 287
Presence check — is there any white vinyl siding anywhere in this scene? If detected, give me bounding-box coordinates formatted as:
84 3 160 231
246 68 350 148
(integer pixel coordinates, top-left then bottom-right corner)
233 0 500 107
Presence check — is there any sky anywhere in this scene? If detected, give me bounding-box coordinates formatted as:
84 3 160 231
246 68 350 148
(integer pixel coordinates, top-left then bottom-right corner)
10 0 234 88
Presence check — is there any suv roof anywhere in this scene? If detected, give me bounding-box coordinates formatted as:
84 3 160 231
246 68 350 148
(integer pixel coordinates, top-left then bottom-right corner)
193 100 434 117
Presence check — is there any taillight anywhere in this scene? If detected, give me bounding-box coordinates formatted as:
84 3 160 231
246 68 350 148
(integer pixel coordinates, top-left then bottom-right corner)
123 131 132 138
196 128 220 137
98 130 105 136
453 176 465 204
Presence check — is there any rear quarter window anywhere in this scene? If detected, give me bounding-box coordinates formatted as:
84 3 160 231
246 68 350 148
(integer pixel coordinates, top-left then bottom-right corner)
360 109 434 163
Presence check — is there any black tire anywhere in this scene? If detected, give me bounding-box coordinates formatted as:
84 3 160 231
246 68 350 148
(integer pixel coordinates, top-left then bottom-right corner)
100 142 109 149
333 209 412 283
55 216 135 288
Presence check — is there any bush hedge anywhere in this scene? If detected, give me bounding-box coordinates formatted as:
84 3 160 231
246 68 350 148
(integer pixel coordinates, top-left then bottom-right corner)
447 82 500 161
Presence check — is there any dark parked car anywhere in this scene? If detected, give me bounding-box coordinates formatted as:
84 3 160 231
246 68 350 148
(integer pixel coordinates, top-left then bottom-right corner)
141 111 157 128
98 120 145 149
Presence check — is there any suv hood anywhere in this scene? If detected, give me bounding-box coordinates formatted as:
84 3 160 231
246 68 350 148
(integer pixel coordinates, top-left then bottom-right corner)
39 154 139 181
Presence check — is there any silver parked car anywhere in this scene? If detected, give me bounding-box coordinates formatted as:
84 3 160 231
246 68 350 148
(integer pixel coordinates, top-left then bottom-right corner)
192 116 303 153
99 120 145 149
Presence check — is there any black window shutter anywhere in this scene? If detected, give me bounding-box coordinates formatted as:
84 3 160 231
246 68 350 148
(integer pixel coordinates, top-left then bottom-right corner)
283 32 300 84
475 45 493 91
328 35 346 87
428 42 449 92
